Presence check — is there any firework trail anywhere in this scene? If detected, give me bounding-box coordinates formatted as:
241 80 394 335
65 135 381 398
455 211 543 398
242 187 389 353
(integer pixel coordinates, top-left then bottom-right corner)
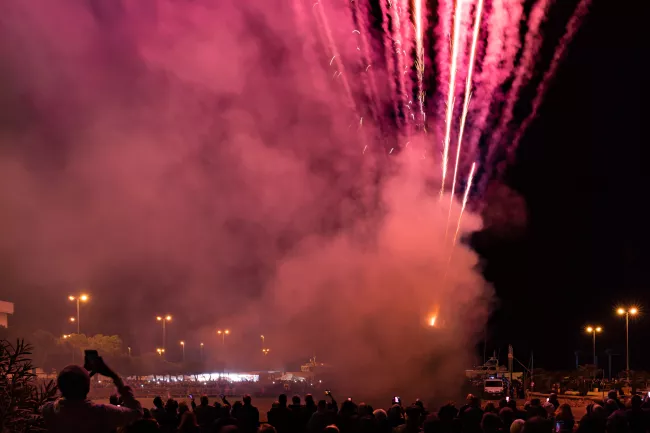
505 0 593 165
313 1 357 113
440 0 466 197
453 162 477 246
465 0 523 166
481 0 555 186
350 1 381 123
394 0 414 136
449 0 484 219
379 0 400 125
413 0 426 125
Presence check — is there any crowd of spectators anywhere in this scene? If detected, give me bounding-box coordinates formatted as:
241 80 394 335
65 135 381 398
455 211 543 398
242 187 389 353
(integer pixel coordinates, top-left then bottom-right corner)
40 360 650 433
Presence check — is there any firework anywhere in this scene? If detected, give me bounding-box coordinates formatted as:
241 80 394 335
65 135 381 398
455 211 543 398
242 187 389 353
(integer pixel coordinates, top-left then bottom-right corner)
453 162 477 246
506 0 593 165
449 0 484 219
440 0 466 197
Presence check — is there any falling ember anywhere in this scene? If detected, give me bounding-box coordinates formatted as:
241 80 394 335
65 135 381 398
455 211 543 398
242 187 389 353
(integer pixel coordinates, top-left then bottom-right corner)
453 162 477 246
448 0 484 226
440 0 465 197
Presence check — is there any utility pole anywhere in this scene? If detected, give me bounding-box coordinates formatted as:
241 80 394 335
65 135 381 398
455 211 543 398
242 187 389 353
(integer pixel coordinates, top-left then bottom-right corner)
574 351 580 369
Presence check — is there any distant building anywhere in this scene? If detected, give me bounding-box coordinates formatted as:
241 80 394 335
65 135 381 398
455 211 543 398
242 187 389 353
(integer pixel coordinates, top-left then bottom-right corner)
0 300 14 327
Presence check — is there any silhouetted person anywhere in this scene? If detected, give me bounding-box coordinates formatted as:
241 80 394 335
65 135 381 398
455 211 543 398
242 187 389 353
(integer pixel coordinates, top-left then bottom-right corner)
522 416 552 433
288 395 306 433
460 396 483 433
238 395 260 433
258 424 277 433
555 404 575 433
308 400 336 433
127 419 161 433
337 400 359 433
213 405 237 433
179 412 201 433
373 409 392 433
304 395 317 420
481 412 502 433
625 395 647 433
195 396 217 432
394 405 422 433
548 394 560 411
152 397 165 424
42 362 143 433
268 395 292 433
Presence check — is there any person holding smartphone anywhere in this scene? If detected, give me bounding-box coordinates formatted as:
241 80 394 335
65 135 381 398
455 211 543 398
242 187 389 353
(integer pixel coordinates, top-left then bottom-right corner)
41 355 143 433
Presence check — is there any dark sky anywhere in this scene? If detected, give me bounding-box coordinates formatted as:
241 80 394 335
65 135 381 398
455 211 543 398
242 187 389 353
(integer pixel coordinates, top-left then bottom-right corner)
475 0 645 372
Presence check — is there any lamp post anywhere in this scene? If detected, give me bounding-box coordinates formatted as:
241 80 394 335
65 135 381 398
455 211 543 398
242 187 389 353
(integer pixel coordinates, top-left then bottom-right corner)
617 307 639 377
217 329 230 345
200 342 204 361
156 348 165 357
180 341 185 362
156 315 172 356
68 294 89 334
586 326 602 366
262 348 270 356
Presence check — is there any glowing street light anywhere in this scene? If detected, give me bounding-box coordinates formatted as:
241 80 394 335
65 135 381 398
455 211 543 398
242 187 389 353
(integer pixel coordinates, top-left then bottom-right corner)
156 315 172 356
69 317 75 322
68 294 89 334
217 329 230 345
262 348 270 355
180 341 185 362
585 326 602 366
200 342 204 360
156 348 165 356
616 306 640 376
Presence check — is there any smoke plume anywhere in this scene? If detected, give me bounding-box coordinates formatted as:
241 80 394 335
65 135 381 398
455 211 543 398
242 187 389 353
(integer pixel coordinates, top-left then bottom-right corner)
0 0 492 399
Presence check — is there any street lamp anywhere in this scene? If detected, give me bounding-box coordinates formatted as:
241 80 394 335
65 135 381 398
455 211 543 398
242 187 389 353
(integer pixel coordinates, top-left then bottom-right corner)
262 348 270 355
200 342 204 360
617 306 639 376
156 315 172 356
156 348 165 356
585 326 602 366
68 294 89 334
217 329 230 345
180 341 185 362
127 346 132 357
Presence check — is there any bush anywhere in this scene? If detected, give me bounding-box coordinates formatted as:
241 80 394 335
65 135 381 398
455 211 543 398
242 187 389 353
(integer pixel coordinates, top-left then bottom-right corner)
0 339 58 433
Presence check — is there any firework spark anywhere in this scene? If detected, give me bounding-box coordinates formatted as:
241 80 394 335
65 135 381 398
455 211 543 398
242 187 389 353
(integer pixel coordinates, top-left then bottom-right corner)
440 0 466 198
449 0 484 222
453 162 477 246
414 0 426 124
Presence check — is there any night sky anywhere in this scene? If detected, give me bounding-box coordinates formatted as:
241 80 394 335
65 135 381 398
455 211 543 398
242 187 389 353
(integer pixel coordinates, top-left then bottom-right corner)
476 0 644 371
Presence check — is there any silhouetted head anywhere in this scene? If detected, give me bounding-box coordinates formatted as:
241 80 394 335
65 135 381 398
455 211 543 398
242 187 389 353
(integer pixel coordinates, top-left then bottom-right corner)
607 391 618 401
323 425 339 433
522 416 551 433
278 394 287 406
317 400 328 411
292 395 301 405
165 398 179 413
549 393 558 403
305 394 315 406
109 394 119 405
481 412 502 433
57 365 90 401
507 399 517 411
153 396 163 409
499 407 514 427
373 409 387 422
243 395 252 405
510 419 525 433
406 405 422 425
631 394 642 409
498 399 508 409
258 424 277 433
201 395 209 406
485 402 497 414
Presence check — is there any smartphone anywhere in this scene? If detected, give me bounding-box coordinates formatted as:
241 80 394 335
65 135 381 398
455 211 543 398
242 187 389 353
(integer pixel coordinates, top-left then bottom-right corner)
84 350 99 372
325 389 331 396
393 396 401 405
189 394 194 400
647 391 650 398
556 421 563 432
547 398 550 402
506 396 510 402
